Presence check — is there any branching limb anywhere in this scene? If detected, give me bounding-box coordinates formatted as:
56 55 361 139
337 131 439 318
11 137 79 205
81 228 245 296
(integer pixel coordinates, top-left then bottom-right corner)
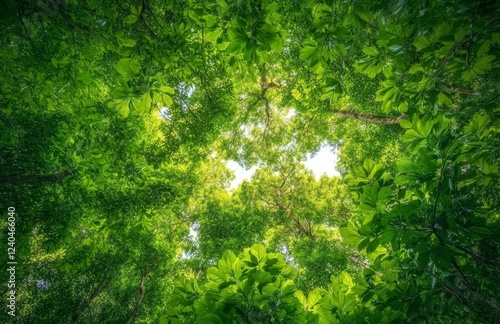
333 110 405 125
126 259 161 324
442 85 480 95
69 275 108 324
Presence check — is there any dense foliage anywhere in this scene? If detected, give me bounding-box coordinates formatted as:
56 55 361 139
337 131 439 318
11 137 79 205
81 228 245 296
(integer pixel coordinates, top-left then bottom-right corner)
0 0 498 323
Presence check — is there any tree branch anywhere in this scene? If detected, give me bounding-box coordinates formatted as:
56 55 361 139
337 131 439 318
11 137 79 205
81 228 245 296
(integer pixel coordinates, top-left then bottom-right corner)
195 266 203 279
69 276 108 324
275 201 315 240
333 110 405 125
451 242 500 274
442 85 480 95
126 259 161 324
139 0 159 39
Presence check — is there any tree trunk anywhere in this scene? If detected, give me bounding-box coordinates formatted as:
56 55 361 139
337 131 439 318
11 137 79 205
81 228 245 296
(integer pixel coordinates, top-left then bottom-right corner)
333 110 405 125
69 276 108 324
127 259 160 324
0 170 73 184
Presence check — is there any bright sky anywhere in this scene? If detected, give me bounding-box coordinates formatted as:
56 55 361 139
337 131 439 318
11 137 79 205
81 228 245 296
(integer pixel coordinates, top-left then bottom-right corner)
303 145 341 178
226 145 340 190
226 161 258 190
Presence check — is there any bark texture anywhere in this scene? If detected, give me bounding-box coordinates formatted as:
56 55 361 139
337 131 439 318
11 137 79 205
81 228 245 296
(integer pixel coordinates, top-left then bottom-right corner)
127 259 160 324
333 110 406 125
69 276 108 324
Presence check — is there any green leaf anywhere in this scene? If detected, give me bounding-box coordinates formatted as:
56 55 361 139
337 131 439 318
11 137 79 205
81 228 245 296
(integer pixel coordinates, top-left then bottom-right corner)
378 227 396 244
369 163 385 181
465 112 490 139
437 92 452 106
163 94 173 106
124 15 138 24
160 86 175 94
366 238 379 254
477 41 490 58
333 43 347 56
198 314 223 324
358 237 370 250
312 3 331 15
207 267 227 283
281 280 296 296
228 26 247 44
219 250 237 274
462 70 477 81
254 269 273 286
295 290 307 309
362 46 379 56
339 223 363 246
117 36 136 47
78 72 93 85
218 280 237 289
400 119 412 129
483 162 498 175
401 115 432 143
357 52 387 78
473 55 495 75
360 184 379 207
206 28 223 43
204 14 218 28
250 243 267 264
431 245 452 268
115 57 140 77
116 99 130 118
357 10 374 23
454 28 468 43
413 35 432 49
300 38 318 61
470 227 493 235
307 288 323 308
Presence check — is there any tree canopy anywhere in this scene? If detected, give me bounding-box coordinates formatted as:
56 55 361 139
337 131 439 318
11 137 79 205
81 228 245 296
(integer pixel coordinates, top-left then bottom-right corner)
0 0 499 323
